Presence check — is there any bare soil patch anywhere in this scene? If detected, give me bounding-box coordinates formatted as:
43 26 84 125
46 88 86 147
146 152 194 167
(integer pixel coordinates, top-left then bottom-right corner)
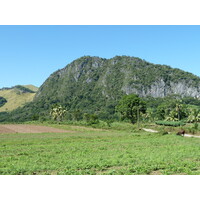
0 124 73 133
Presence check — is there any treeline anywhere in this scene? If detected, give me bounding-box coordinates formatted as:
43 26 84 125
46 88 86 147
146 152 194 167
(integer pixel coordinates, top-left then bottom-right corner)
0 94 200 124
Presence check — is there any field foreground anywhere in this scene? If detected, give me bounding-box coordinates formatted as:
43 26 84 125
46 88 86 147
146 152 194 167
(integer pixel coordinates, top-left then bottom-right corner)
0 123 200 175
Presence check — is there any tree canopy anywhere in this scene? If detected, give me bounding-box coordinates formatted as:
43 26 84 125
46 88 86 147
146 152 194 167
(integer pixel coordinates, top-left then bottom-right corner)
116 94 146 124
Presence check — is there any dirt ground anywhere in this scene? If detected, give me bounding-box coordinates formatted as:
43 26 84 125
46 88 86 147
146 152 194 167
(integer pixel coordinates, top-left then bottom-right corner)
0 124 72 133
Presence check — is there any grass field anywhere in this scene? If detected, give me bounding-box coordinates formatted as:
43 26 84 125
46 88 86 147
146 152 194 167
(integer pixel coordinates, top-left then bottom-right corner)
0 123 200 175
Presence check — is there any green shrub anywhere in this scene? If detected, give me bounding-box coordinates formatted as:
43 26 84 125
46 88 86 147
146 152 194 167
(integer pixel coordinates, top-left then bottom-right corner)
83 113 99 125
0 97 7 107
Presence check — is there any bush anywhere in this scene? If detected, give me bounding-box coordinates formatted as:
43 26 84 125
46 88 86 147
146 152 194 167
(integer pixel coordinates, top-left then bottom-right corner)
188 123 199 135
0 97 7 107
83 113 99 125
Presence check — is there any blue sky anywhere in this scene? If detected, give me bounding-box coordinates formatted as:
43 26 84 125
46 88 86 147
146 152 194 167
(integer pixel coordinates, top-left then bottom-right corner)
0 25 200 88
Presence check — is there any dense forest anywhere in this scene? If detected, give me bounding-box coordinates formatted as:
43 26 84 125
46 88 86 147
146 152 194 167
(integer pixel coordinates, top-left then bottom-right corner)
0 94 199 123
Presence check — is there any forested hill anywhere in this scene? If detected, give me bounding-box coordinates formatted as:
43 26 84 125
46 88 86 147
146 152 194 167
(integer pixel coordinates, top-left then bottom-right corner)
1 56 200 122
34 56 200 111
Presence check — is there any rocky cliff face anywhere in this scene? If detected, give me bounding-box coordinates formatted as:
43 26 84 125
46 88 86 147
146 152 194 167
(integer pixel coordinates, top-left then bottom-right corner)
35 56 200 111
121 79 200 98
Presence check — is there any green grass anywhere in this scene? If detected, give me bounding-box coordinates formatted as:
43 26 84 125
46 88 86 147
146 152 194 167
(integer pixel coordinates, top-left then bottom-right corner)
1 123 200 175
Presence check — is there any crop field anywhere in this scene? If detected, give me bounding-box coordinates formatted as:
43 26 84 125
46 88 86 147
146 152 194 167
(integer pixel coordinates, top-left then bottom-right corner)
0 123 200 175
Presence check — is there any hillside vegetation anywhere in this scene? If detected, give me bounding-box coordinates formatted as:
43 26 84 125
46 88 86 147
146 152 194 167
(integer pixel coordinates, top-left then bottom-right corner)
0 85 38 112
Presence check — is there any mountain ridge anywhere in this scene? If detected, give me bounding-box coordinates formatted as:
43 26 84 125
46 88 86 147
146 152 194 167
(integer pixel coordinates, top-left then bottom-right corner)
35 55 200 101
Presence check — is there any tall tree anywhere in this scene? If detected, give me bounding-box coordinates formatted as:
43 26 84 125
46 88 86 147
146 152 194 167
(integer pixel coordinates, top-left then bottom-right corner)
116 94 146 124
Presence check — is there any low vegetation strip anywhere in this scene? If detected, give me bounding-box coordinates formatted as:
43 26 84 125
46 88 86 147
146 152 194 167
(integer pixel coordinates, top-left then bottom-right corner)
0 124 73 133
155 121 186 127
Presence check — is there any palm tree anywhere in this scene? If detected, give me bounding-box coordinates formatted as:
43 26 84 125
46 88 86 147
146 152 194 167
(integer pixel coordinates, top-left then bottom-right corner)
187 108 200 123
175 100 183 121
166 100 185 122
50 105 66 121
166 110 179 121
143 108 154 122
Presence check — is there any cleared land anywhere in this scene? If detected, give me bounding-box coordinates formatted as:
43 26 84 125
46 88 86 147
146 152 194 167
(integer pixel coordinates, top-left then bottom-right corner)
0 122 200 175
0 124 73 133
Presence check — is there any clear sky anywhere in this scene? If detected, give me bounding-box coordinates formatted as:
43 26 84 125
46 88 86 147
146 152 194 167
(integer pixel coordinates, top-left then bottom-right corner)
0 25 200 88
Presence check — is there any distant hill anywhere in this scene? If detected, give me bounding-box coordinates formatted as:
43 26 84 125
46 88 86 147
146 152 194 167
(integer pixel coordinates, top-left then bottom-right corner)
0 85 38 112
